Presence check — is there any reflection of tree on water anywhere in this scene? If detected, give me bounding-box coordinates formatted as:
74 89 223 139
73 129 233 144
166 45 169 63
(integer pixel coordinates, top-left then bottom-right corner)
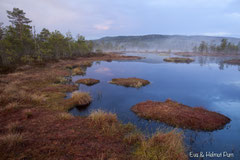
218 62 240 71
218 62 224 70
195 55 240 72
96 90 102 101
197 56 208 66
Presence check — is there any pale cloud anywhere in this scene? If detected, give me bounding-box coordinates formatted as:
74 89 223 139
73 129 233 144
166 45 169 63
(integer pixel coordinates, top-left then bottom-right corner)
226 12 240 19
94 21 113 31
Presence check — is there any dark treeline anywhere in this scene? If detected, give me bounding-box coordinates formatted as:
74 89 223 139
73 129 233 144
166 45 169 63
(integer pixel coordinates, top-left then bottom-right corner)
0 8 93 68
193 39 240 54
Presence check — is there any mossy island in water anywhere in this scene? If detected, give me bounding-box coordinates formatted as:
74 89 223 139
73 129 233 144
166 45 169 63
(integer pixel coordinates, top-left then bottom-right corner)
163 57 194 63
109 78 150 88
131 99 230 131
223 59 240 65
75 78 100 86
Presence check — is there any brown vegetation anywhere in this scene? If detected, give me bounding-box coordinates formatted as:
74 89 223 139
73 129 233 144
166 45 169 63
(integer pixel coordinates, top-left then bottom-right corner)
72 67 86 75
133 130 187 160
131 99 231 131
109 77 150 88
163 57 194 63
76 78 100 86
0 54 188 159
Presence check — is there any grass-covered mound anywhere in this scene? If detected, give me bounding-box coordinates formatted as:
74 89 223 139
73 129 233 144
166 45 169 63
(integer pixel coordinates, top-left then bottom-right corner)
163 57 194 63
66 91 92 108
72 67 86 76
223 59 240 65
75 78 100 86
109 78 150 88
131 99 230 131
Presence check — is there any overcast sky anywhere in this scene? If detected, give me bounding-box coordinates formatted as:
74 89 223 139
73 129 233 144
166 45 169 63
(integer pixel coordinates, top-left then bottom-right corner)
0 0 240 39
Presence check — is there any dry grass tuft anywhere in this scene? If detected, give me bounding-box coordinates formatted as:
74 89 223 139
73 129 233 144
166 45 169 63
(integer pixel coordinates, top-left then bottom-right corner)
65 91 92 109
89 110 120 136
72 67 86 76
0 133 24 148
80 61 93 67
54 77 69 84
124 132 144 145
133 130 187 160
89 109 117 125
57 112 73 120
109 77 150 88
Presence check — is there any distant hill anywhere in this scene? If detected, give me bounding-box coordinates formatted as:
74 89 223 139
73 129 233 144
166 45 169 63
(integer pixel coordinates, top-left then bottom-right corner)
93 35 240 52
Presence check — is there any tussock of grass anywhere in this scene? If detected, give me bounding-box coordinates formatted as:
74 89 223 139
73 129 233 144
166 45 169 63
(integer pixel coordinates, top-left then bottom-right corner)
0 133 24 148
163 57 194 63
57 112 73 120
133 130 187 160
72 67 86 76
109 78 150 88
80 61 92 67
124 132 144 145
89 110 123 136
54 77 69 84
75 78 100 86
89 109 117 125
1 82 46 107
67 91 92 108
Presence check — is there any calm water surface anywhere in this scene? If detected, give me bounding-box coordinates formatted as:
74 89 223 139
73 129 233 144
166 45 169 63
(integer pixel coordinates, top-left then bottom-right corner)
69 53 240 160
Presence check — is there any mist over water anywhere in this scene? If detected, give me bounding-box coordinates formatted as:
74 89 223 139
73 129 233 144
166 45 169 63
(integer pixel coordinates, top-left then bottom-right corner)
69 53 240 159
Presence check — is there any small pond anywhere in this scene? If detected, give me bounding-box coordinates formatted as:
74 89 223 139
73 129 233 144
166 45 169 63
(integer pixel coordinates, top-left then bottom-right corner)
69 53 240 160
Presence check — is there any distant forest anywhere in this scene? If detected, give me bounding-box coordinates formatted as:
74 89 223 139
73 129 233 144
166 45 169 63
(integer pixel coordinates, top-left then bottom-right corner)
0 8 93 68
193 39 239 54
93 35 240 53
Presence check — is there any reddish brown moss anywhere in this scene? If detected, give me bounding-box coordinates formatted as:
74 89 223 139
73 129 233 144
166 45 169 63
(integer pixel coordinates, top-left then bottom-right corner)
109 78 150 88
131 99 230 131
75 78 100 86
163 57 194 63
